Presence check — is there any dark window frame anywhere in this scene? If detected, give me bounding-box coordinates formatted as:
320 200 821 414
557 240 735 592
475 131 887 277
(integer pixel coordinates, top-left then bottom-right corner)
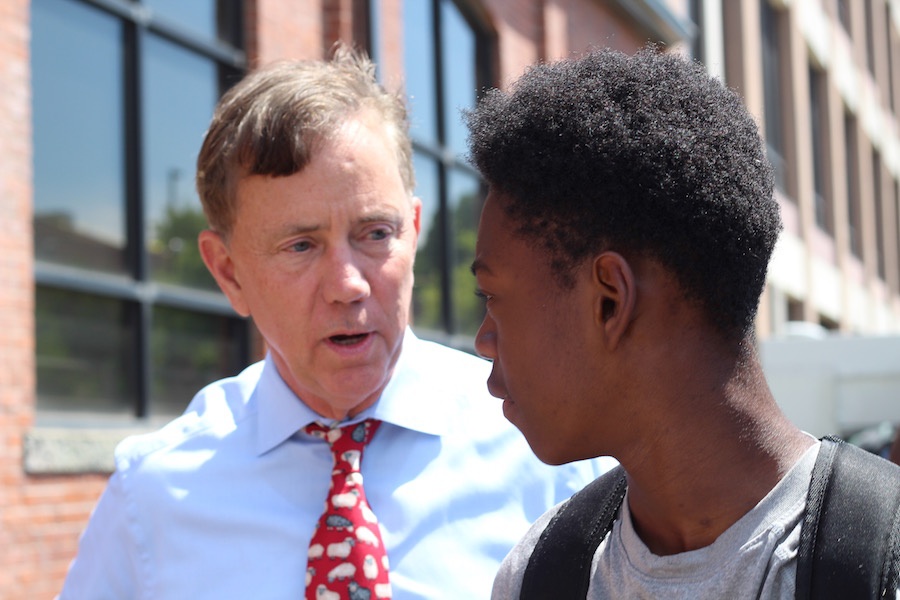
865 0 876 75
689 0 705 63
873 149 886 281
844 111 863 259
809 64 833 234
888 7 897 113
761 0 788 192
896 178 900 292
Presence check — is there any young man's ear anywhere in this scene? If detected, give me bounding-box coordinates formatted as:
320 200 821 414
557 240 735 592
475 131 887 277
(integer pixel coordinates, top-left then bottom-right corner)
591 252 636 351
198 229 251 317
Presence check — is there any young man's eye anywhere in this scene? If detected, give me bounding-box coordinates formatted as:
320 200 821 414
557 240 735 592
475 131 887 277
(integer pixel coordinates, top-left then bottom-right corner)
475 289 493 303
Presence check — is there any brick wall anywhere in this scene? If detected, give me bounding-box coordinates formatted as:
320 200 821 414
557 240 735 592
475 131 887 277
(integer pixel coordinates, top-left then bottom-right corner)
247 0 323 67
0 1 111 598
484 0 655 86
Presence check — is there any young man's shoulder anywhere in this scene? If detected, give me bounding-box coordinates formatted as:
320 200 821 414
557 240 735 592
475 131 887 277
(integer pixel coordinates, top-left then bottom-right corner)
495 440 900 599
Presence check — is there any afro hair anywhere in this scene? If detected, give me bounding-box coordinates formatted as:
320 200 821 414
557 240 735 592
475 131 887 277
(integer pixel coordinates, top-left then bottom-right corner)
466 46 780 340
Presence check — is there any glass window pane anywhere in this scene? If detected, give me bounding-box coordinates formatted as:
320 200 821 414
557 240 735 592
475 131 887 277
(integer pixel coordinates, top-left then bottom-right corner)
32 0 127 273
151 306 245 416
440 0 477 157
412 154 443 331
36 287 137 415
142 34 219 290
404 0 438 143
142 0 216 42
448 168 484 336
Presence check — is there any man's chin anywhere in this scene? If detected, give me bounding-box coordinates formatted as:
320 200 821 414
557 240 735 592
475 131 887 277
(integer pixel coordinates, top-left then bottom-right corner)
325 370 392 416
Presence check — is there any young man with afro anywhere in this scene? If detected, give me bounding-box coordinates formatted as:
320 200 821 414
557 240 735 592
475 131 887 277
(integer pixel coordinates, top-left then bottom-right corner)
467 46 900 599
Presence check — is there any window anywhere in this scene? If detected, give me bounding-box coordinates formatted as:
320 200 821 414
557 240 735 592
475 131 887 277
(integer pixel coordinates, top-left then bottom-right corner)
896 178 900 291
809 65 832 233
844 112 863 259
837 0 852 34
787 297 805 322
865 0 876 75
32 0 248 421
818 314 839 331
888 9 897 113
689 0 705 63
761 0 787 191
403 0 492 341
873 150 886 281
882 174 900 294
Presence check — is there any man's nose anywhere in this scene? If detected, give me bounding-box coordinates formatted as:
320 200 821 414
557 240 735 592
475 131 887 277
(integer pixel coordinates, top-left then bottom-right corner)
323 248 371 304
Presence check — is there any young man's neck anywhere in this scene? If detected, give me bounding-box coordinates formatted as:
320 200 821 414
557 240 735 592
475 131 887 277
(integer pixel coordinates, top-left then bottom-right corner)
620 344 814 556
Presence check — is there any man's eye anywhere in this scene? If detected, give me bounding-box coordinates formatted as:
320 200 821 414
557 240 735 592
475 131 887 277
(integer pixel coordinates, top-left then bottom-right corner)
290 240 312 252
369 228 390 241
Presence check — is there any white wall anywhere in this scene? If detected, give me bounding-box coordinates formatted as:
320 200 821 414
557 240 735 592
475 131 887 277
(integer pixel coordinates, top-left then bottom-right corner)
760 333 900 437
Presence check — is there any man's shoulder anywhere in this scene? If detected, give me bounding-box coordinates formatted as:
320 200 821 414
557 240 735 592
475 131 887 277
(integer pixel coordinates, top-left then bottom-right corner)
113 360 265 472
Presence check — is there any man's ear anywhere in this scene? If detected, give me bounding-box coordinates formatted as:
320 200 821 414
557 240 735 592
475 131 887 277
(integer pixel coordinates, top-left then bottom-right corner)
198 229 251 317
591 252 637 351
411 196 422 237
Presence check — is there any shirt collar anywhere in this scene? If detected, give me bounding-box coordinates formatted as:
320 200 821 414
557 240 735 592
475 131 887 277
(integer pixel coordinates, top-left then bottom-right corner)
369 328 451 437
255 328 451 456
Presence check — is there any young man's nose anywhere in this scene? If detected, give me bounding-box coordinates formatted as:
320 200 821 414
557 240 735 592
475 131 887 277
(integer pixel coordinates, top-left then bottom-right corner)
474 313 497 361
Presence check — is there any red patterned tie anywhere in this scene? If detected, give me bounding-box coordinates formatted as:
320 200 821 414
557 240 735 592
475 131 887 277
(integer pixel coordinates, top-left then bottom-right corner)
304 419 391 600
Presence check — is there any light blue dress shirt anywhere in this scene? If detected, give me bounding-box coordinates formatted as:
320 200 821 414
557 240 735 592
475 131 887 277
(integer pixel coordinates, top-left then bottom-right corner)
60 329 613 599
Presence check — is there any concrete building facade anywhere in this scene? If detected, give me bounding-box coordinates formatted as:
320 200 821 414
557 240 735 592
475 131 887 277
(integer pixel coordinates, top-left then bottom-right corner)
720 0 900 335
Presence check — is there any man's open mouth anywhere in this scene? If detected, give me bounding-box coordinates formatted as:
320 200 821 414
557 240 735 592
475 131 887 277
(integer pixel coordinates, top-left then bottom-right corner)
329 333 369 345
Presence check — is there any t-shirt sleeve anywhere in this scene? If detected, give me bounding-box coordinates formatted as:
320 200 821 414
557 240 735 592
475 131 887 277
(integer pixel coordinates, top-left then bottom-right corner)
491 501 565 600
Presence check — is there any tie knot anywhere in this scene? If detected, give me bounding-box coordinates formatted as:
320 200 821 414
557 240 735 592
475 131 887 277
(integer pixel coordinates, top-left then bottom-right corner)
305 419 381 471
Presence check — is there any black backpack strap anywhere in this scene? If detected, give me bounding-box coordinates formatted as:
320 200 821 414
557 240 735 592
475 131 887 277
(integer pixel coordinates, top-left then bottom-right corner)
519 465 627 600
796 435 900 599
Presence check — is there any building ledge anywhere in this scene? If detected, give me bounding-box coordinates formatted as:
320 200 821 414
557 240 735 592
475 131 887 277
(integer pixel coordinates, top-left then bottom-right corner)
24 425 154 475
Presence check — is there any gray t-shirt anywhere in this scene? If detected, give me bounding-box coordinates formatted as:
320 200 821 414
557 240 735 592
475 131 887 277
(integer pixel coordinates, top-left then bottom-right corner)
492 443 820 600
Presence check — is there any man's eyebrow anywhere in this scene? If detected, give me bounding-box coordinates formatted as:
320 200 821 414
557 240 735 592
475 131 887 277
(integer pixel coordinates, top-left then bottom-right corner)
278 222 321 236
275 211 403 236
359 211 403 224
